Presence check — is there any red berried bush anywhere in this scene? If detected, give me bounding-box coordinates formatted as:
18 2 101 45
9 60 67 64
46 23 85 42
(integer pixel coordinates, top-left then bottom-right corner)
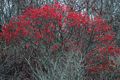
0 2 119 76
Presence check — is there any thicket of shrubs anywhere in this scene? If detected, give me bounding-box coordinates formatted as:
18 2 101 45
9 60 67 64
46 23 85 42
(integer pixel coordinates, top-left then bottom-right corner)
0 2 120 80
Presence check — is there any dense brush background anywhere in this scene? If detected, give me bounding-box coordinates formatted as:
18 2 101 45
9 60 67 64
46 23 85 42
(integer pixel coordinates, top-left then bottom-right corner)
0 0 120 80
